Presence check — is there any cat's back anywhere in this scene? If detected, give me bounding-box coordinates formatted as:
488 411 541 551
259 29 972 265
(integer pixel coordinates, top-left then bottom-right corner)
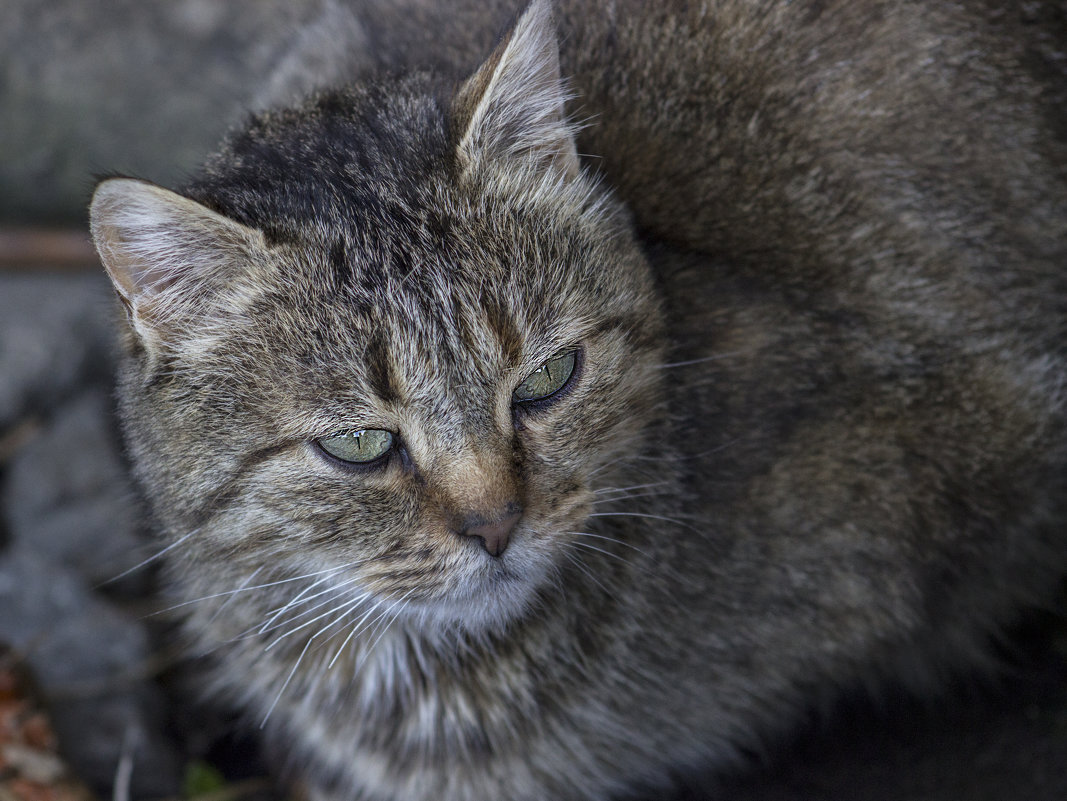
558 0 1067 262
353 1 1067 272
586 0 1067 696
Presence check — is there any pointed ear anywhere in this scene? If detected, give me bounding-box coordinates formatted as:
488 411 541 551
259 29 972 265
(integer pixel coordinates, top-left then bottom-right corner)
90 178 264 354
453 0 579 181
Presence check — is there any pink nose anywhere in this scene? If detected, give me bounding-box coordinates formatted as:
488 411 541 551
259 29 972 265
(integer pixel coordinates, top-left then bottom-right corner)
460 510 522 557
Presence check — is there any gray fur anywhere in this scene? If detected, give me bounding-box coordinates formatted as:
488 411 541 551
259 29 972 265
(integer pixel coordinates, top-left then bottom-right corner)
89 1 1066 799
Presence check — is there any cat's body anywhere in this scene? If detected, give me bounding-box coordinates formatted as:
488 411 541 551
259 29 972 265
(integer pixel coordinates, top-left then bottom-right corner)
89 1 1067 799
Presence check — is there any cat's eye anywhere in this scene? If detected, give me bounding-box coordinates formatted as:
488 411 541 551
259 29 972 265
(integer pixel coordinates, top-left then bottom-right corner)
513 349 578 404
316 429 394 465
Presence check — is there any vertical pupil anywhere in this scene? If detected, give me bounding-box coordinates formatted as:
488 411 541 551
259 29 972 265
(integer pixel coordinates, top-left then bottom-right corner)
514 350 576 402
318 429 392 463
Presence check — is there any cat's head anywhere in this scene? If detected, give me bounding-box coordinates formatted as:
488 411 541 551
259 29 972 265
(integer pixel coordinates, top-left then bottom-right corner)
90 1 665 633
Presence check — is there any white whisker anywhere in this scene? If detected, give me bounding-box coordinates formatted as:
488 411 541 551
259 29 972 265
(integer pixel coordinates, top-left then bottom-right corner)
257 574 367 637
593 481 669 496
561 549 619 601
355 589 415 673
264 590 369 651
304 599 371 653
206 566 264 624
358 601 404 657
571 531 650 557
653 349 752 369
590 490 666 506
260 638 313 728
260 577 332 627
568 538 635 565
326 599 387 669
145 561 360 618
98 527 199 587
259 574 352 634
588 511 703 534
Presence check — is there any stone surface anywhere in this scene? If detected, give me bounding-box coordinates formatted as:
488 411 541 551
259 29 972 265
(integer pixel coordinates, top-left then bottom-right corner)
0 0 370 224
0 273 113 430
2 387 147 590
0 269 180 798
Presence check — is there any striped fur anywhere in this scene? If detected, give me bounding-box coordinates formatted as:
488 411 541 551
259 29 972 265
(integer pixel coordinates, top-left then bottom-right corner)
91 1 1066 799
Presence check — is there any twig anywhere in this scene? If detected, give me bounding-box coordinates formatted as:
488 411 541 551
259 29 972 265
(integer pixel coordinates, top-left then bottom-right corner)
111 724 137 801
0 229 98 271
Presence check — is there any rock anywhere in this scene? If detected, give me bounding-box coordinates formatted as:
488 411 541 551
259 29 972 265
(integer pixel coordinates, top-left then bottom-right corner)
0 550 181 799
0 0 370 224
2 388 147 591
0 273 113 431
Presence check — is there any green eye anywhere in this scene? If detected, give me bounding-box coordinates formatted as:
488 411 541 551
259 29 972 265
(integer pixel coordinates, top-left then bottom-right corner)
513 349 578 403
317 429 394 464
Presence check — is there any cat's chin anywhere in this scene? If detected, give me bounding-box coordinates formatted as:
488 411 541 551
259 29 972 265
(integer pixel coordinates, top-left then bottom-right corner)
400 555 555 634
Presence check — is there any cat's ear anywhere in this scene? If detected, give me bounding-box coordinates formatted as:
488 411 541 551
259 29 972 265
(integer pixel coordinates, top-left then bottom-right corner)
453 0 579 181
90 178 264 354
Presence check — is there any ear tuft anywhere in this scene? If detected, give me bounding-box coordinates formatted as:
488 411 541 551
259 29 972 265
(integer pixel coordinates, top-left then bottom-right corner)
90 178 263 353
453 0 579 181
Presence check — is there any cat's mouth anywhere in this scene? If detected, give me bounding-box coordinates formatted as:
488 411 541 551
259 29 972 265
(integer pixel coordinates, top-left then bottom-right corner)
382 532 560 631
344 500 591 632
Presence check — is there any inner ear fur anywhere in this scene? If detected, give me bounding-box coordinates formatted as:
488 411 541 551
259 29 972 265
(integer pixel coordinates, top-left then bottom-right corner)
452 0 579 181
90 177 265 353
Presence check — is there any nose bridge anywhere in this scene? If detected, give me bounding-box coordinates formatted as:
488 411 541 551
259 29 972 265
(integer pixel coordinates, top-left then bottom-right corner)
435 438 523 558
440 438 519 515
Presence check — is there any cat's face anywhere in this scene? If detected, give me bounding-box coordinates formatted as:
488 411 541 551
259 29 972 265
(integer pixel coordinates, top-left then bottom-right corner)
174 188 662 632
91 24 665 633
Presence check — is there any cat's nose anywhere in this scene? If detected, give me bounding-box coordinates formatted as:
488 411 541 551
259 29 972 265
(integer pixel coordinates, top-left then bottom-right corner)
460 510 522 557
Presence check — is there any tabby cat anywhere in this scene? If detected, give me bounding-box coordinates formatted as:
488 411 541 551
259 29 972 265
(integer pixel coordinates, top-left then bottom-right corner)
89 1 1067 799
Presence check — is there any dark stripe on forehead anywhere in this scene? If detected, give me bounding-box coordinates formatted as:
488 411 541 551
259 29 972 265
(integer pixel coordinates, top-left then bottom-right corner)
365 332 402 405
483 297 524 364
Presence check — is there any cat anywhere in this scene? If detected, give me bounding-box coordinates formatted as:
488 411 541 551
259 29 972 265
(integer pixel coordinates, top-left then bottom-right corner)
88 1 1067 799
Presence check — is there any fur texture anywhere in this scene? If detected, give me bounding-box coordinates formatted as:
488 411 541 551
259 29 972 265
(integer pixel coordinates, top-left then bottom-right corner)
90 1 1066 799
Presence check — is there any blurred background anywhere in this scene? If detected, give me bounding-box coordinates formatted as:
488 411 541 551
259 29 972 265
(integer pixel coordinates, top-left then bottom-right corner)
1 2 1065 800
